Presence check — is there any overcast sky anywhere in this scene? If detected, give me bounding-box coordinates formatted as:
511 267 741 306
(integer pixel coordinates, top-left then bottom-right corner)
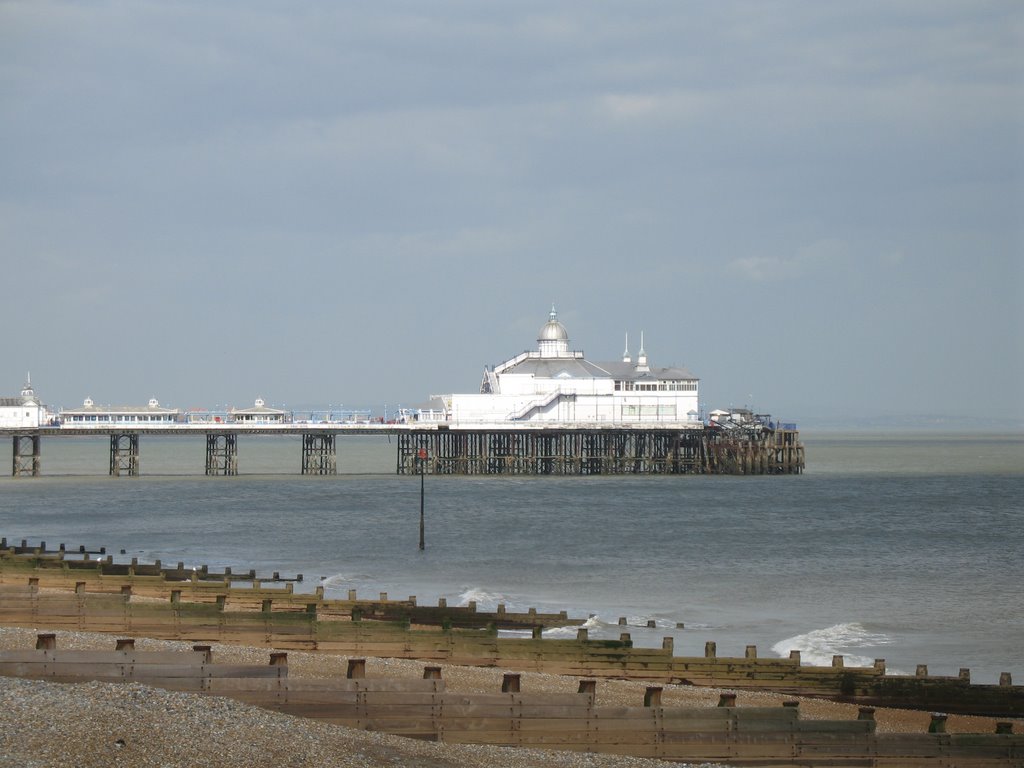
2 1 1021 426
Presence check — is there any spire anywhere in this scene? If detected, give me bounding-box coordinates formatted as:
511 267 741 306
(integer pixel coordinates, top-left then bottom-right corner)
21 373 36 403
549 304 557 322
635 332 649 372
622 333 631 363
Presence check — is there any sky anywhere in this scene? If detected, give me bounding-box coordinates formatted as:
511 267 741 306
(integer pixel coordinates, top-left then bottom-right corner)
2 1 1022 427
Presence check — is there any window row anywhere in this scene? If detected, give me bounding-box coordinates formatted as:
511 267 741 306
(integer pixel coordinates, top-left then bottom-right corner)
614 381 697 392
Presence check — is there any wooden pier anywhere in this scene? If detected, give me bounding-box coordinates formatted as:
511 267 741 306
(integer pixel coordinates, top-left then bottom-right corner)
397 426 804 475
6 423 804 476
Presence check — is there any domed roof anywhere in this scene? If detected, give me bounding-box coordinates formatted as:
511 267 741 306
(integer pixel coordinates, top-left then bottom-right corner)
538 306 568 342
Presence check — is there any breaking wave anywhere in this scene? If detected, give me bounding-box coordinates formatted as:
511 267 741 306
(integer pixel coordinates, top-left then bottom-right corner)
317 573 375 594
772 622 895 668
456 587 514 612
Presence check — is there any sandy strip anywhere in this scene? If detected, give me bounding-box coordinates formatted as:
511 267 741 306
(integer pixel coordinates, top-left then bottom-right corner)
0 627 1016 768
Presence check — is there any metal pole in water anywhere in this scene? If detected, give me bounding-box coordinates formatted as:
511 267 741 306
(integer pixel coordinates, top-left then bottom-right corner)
418 448 426 551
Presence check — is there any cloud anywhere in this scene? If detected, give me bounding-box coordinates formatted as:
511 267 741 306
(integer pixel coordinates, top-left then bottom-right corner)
728 239 850 282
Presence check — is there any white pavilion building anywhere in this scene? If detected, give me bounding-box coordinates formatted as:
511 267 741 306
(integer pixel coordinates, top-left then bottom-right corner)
431 308 700 426
0 376 49 429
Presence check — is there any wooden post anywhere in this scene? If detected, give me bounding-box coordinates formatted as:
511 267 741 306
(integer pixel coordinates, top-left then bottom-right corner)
644 687 662 707
718 692 737 707
347 658 366 679
501 673 521 693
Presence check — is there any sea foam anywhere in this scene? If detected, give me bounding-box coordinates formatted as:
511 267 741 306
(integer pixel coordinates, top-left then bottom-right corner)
772 622 895 668
318 573 375 593
456 586 513 612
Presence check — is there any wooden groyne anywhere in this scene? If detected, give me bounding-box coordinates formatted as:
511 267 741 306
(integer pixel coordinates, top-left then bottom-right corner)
397 426 804 475
1 545 1018 719
2 634 1021 766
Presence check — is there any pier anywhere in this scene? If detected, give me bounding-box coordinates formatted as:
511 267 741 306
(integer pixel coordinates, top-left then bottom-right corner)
5 422 804 477
396 426 804 475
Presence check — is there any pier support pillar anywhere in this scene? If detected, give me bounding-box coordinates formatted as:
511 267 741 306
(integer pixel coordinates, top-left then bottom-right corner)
11 434 41 477
301 433 336 475
109 433 140 476
205 433 238 476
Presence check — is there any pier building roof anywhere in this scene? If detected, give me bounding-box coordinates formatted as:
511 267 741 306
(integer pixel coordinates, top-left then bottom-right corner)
230 398 287 423
1 375 41 407
493 309 697 383
434 307 701 426
59 398 181 424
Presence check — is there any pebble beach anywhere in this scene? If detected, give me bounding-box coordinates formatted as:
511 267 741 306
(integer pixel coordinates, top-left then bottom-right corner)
0 627 1013 768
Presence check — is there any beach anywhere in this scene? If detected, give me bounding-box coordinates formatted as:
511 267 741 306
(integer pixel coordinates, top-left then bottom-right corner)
0 626 1012 768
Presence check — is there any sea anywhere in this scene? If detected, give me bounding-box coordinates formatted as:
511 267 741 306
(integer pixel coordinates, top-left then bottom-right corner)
1 431 1021 684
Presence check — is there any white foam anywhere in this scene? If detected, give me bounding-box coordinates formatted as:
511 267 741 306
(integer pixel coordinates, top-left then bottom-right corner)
772 622 895 668
456 586 512 612
621 615 679 629
318 573 374 593
541 615 607 639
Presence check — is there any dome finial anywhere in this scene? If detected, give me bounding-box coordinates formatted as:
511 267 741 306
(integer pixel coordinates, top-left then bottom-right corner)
549 304 557 322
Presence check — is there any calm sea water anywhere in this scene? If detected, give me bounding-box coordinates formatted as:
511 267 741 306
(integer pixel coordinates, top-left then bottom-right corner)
1 432 1021 683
